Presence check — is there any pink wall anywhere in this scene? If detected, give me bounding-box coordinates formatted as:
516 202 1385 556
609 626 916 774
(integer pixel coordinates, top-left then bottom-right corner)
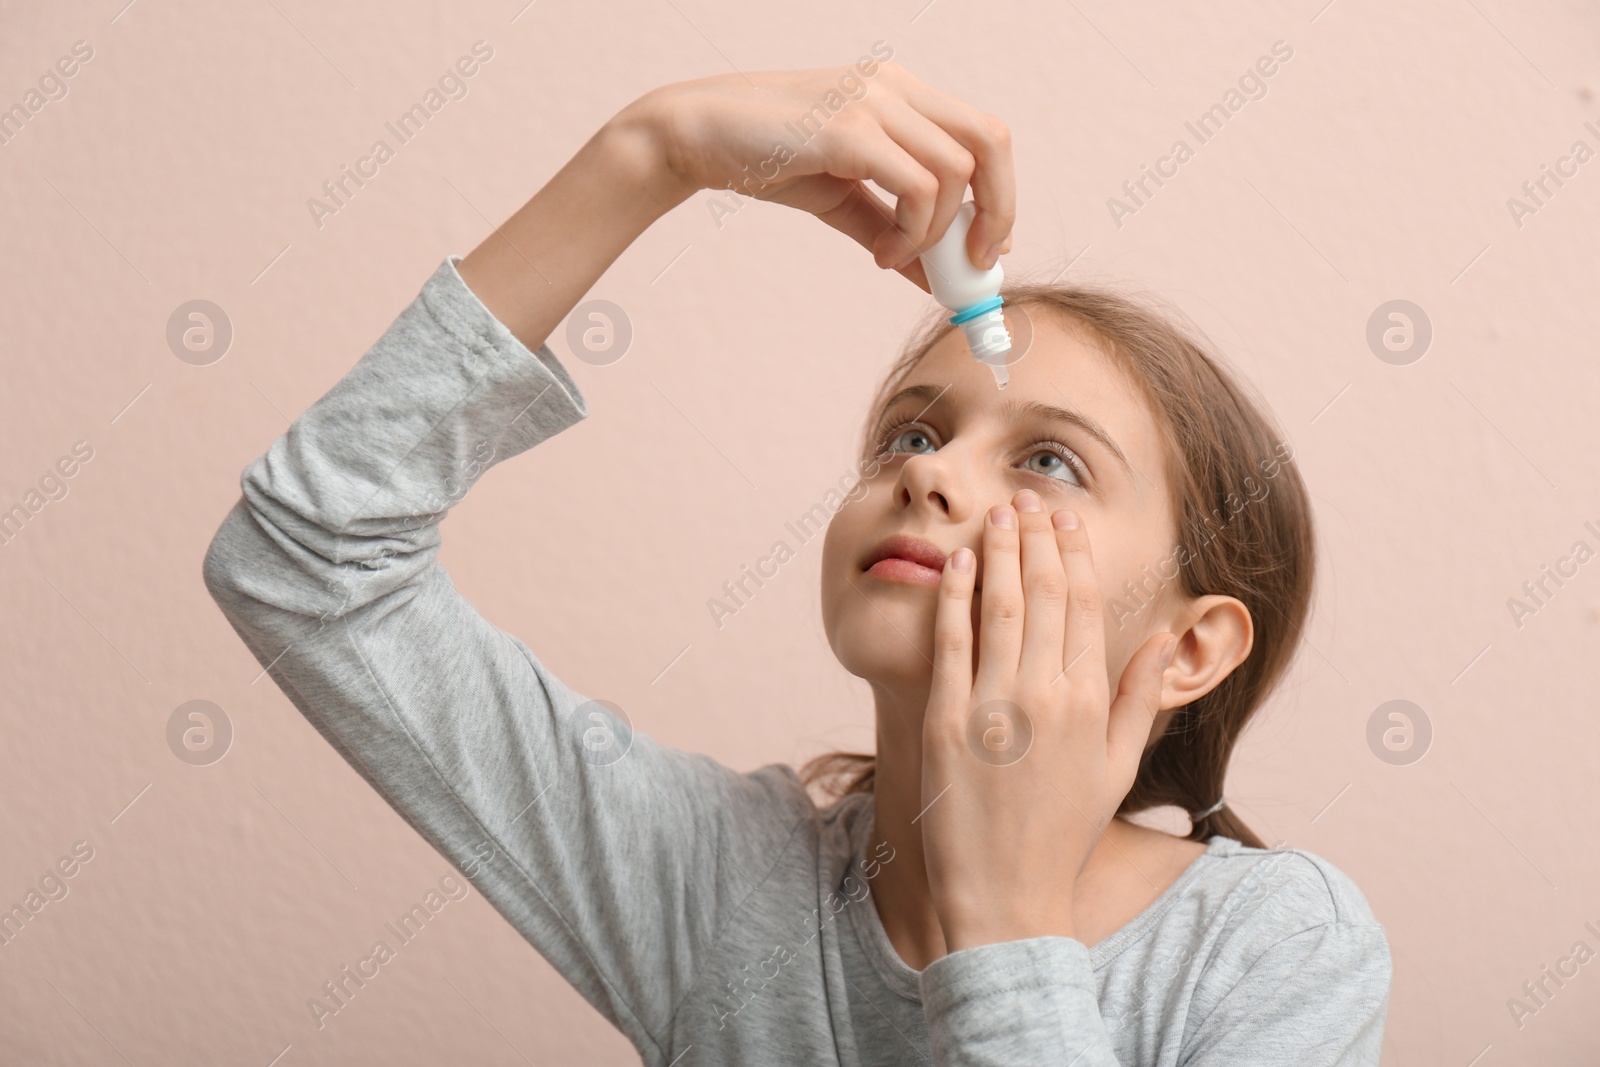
3 1 1599 1062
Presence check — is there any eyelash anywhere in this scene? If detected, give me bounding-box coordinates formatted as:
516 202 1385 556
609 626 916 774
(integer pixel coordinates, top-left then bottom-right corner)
871 419 1091 487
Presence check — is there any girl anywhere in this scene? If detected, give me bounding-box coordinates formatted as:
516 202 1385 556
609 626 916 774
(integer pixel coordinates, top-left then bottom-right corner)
204 63 1390 1065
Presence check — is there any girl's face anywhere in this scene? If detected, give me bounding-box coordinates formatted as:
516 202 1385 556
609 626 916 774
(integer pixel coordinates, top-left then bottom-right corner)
821 311 1183 713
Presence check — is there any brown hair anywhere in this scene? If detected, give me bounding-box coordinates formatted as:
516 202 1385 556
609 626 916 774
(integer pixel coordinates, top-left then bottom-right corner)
799 277 1318 850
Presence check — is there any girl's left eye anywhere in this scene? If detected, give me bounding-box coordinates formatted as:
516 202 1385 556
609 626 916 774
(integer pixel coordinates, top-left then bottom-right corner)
875 420 1088 488
1021 443 1088 486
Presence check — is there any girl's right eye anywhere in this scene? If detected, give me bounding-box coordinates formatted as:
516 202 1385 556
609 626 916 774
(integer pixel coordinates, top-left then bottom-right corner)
876 421 941 456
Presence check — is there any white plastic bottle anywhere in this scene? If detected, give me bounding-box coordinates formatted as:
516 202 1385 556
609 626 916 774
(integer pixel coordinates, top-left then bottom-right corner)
918 200 1012 388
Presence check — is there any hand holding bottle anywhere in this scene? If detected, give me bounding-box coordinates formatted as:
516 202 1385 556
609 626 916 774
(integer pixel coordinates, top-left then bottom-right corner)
629 62 1016 291
458 63 1013 361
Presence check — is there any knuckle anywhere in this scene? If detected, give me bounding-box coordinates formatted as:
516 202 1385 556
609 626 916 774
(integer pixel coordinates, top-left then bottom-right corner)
979 112 1012 150
1069 585 1101 618
882 61 918 90
985 592 1024 623
940 147 976 184
1031 572 1067 602
933 626 968 657
1013 685 1049 711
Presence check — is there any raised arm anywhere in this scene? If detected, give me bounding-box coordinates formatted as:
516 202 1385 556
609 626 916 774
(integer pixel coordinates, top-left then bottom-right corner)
453 107 694 351
202 62 1015 1065
201 256 814 1064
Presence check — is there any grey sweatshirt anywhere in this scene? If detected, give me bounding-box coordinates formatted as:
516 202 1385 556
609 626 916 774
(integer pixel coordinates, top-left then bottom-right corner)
202 254 1392 1066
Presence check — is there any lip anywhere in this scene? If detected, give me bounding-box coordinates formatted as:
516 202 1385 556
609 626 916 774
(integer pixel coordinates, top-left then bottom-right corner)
862 534 957 589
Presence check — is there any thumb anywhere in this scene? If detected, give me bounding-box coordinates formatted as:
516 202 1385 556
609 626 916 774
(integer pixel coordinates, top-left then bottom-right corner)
1107 633 1177 765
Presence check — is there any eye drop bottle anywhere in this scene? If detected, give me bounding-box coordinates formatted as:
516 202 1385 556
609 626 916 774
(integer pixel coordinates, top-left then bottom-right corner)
918 199 1012 388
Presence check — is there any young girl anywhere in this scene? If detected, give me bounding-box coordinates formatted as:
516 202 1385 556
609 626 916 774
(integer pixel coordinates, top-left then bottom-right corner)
204 64 1390 1065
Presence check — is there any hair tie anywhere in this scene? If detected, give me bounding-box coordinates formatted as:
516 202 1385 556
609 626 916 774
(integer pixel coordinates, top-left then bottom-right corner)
1190 797 1226 821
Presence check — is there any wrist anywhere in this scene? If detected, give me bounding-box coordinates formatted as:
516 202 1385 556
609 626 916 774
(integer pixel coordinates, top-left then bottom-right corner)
939 903 1077 953
604 92 700 209
457 106 692 350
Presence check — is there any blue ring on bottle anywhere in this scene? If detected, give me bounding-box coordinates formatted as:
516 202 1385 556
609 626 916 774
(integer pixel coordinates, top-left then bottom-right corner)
948 295 1004 325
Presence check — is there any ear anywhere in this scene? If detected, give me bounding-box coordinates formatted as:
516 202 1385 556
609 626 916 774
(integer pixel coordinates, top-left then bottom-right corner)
1145 595 1254 743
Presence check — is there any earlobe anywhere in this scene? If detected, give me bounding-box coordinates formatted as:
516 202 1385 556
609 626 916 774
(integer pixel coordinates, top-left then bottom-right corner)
1158 596 1253 709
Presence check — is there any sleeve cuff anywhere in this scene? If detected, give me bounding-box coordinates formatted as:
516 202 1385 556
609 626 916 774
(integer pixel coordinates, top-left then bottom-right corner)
422 253 590 434
920 935 1097 1018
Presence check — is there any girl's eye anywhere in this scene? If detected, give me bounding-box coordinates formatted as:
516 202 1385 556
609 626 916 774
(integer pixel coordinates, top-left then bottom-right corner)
1020 443 1088 487
876 422 940 456
873 420 1090 489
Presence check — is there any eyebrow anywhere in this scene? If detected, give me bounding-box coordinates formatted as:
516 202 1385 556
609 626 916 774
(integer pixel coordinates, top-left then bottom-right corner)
875 382 1136 478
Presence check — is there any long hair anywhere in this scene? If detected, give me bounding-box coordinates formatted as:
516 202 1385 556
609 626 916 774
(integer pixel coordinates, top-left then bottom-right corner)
799 277 1318 850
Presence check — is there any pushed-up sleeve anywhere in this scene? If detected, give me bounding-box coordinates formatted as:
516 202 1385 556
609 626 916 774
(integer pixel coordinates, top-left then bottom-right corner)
202 255 810 1065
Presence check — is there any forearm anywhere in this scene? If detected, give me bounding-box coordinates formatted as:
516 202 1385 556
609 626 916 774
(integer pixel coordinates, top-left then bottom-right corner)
457 101 697 352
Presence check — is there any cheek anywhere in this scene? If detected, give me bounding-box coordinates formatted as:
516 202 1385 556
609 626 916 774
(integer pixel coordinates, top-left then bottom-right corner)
818 503 864 615
820 478 880 558
1103 629 1137 684
1086 549 1143 651
819 505 850 570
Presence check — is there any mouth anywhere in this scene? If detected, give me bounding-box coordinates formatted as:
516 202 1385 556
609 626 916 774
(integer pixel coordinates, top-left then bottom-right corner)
861 534 961 589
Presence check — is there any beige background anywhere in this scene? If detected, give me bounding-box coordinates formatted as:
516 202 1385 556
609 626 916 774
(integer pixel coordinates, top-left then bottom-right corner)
3 0 1598 1063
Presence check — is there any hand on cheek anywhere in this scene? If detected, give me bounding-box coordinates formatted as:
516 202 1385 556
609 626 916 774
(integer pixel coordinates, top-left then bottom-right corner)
918 488 1178 951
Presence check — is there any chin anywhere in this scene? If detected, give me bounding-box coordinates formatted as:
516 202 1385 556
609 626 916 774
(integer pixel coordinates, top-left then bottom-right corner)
823 585 936 689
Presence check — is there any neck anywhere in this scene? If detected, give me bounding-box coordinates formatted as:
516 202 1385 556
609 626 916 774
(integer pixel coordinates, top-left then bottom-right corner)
864 680 948 969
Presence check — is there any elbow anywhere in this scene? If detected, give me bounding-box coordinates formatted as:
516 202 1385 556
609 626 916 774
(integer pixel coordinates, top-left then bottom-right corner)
200 498 320 657
201 495 368 633
201 501 251 615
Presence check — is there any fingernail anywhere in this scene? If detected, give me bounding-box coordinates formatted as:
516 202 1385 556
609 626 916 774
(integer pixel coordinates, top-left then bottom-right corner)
1052 509 1079 530
991 505 1015 529
985 240 1006 267
1015 489 1041 512
1159 636 1178 671
951 547 974 573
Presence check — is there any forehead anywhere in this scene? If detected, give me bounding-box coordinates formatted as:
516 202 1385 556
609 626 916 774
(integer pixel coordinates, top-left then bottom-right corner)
892 308 1169 498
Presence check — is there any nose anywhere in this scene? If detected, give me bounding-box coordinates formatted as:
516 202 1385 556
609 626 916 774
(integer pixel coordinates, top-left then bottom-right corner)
893 450 986 590
895 450 970 522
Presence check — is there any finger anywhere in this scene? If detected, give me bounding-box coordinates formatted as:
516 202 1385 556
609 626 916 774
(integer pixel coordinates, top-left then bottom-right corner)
1107 632 1177 771
927 545 978 727
810 179 932 292
872 98 976 268
976 502 1023 691
1053 509 1109 709
895 81 1015 269
848 128 941 271
1015 490 1067 684
807 122 941 270
896 254 931 293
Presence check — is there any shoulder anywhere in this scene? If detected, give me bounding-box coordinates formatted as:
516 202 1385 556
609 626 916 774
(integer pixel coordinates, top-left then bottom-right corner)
1177 836 1391 991
1105 834 1389 979
1099 839 1393 1059
1101 834 1385 969
1200 836 1381 927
